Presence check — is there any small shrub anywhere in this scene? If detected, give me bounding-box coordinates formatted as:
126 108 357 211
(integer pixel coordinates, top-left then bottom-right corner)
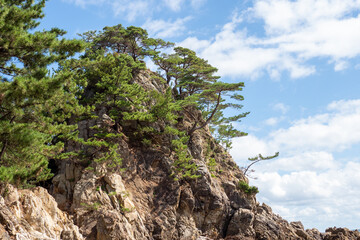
80 202 101 211
142 138 152 146
120 206 134 213
108 191 117 196
238 180 259 195
207 158 217 177
85 166 94 171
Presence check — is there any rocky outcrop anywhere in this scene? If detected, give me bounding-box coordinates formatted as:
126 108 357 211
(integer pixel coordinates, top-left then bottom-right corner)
1 70 359 239
0 184 83 240
323 227 360 240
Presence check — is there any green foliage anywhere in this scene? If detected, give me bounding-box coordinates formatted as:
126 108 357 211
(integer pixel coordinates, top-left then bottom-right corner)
108 191 117 196
207 158 217 177
79 24 173 61
60 28 175 172
244 152 279 177
76 127 123 171
149 88 180 124
120 206 133 213
238 180 259 195
141 138 152 146
212 123 247 150
204 140 217 177
80 202 101 211
171 137 201 180
0 6 250 187
0 0 84 186
152 46 249 144
0 0 83 78
73 24 249 180
165 126 200 180
60 46 150 170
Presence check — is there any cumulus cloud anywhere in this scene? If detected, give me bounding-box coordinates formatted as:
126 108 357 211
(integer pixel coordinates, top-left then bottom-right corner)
270 107 360 152
255 161 360 230
231 99 360 230
230 135 276 162
233 99 360 161
64 0 360 79
253 0 360 35
179 0 360 79
142 17 192 38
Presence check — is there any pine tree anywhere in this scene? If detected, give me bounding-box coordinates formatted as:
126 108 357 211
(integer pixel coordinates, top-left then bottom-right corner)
153 47 249 143
79 24 173 61
243 152 279 177
0 0 84 185
61 30 164 169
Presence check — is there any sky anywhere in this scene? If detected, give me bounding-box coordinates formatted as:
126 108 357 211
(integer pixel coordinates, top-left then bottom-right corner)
40 0 360 231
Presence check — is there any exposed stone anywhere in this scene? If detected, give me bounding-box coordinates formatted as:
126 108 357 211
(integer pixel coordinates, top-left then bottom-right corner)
1 70 358 240
324 227 360 240
226 208 255 237
0 184 83 240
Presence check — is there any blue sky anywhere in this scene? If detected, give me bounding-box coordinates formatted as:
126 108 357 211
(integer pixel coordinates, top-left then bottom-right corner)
41 0 360 231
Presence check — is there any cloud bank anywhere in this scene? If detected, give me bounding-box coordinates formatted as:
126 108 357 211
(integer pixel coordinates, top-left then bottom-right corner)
180 0 360 79
230 99 360 230
63 0 360 79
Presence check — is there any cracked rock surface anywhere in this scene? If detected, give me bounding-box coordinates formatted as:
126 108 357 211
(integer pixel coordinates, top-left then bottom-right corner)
1 70 359 240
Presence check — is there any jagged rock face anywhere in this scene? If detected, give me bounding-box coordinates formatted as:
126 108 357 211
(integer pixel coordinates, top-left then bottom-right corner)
0 184 83 240
1 70 360 239
323 227 360 240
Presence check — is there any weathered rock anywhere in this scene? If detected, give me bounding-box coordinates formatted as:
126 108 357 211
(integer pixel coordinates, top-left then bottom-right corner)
226 208 255 237
324 227 360 240
1 70 359 240
0 184 83 240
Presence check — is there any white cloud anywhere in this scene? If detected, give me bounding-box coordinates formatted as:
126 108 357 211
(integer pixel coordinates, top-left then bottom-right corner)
112 0 151 21
62 0 151 21
327 99 360 113
179 16 315 79
142 17 192 38
273 103 289 114
254 161 360 230
163 0 184 11
254 0 360 35
256 151 338 172
334 60 349 71
179 0 360 79
264 117 281 126
62 0 105 7
63 0 206 21
162 0 206 11
230 135 276 163
179 37 210 52
233 99 360 164
190 0 206 8
270 108 360 153
231 99 360 230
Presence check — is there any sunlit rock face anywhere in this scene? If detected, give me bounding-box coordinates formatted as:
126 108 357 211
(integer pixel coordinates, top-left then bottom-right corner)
1 70 359 240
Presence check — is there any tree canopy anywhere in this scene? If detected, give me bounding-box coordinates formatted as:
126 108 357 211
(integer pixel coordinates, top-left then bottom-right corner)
152 46 249 145
0 0 84 185
0 1 249 185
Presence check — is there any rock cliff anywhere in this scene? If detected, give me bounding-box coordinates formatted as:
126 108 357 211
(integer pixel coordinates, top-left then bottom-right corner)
0 70 359 240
